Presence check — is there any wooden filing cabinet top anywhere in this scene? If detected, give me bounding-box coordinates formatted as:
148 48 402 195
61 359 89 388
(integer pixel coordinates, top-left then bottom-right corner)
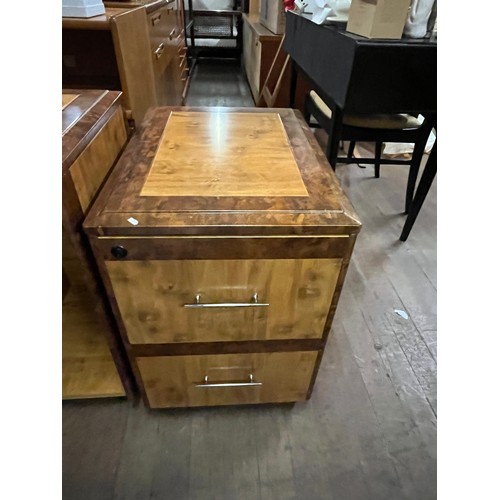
84 106 361 237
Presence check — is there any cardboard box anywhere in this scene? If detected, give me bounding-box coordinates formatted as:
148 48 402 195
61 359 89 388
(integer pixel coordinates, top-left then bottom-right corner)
260 0 285 35
346 0 412 39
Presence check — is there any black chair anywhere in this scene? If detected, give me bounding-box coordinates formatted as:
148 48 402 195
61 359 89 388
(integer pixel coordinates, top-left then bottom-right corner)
303 90 434 213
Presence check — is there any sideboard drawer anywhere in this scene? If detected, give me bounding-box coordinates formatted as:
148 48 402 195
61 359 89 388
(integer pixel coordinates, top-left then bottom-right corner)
136 351 318 408
149 6 177 65
106 258 342 344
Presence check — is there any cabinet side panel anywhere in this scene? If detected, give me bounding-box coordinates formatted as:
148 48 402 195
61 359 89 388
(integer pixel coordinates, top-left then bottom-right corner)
69 108 127 213
111 7 157 124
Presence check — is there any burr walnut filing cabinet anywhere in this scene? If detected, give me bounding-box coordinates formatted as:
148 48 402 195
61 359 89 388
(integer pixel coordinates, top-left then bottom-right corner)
84 106 361 409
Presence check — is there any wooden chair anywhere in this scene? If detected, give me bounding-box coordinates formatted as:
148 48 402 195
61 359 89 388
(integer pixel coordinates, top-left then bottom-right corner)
303 90 434 213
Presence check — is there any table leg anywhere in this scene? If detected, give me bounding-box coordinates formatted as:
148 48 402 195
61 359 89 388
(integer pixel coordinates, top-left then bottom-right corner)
289 61 298 108
326 105 344 171
400 142 437 241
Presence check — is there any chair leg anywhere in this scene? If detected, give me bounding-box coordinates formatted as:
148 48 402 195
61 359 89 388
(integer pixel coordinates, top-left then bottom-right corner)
347 141 355 160
374 141 382 178
303 104 311 126
326 105 343 172
405 135 428 214
400 143 437 241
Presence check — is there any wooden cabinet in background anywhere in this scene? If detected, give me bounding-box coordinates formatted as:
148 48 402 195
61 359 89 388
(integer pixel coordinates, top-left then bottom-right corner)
84 107 361 409
62 0 189 127
62 89 135 400
242 14 289 106
146 0 188 106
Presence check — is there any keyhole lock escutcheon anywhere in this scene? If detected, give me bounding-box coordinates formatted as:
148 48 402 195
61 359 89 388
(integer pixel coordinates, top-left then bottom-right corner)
111 246 128 259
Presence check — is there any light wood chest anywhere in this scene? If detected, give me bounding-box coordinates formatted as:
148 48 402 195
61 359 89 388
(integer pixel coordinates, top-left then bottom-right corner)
84 106 361 408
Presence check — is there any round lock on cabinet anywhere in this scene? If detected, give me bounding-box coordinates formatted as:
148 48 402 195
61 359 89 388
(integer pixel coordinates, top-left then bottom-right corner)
111 245 128 259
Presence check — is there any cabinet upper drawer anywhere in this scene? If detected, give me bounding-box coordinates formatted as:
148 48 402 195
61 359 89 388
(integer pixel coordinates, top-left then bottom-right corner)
148 6 177 61
106 257 342 344
137 351 318 408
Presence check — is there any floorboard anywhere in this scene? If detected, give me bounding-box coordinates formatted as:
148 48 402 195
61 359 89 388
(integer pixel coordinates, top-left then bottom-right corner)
62 60 437 500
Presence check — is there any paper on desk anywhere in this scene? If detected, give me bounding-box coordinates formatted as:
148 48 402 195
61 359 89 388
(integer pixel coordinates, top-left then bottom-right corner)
310 0 332 24
310 0 351 24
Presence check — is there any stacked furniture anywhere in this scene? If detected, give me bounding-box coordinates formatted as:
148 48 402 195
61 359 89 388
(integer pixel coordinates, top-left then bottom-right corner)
62 0 189 127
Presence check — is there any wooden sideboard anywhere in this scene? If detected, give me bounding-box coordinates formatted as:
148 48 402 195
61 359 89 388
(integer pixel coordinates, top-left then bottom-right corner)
62 89 135 400
62 0 188 127
84 106 361 409
242 14 290 106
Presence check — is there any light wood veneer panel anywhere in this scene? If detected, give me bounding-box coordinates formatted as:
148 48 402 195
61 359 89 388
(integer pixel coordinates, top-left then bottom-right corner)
140 111 308 197
63 285 126 399
106 258 342 343
137 351 318 408
62 94 79 109
69 108 127 213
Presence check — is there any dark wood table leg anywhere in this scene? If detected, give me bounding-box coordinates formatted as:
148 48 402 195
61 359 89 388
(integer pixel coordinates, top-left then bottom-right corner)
289 61 298 108
400 142 437 241
326 104 344 172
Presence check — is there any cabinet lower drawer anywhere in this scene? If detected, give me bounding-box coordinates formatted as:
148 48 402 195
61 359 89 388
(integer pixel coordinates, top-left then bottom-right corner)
107 258 342 344
136 351 318 408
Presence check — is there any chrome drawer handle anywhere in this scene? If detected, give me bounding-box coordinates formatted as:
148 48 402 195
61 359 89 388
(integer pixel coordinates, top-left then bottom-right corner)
195 374 262 388
183 293 269 308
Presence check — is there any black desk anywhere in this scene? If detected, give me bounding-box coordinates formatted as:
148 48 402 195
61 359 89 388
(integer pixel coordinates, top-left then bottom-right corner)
283 11 437 240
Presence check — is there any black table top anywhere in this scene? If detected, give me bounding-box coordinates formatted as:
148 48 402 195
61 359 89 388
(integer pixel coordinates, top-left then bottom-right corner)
284 11 437 114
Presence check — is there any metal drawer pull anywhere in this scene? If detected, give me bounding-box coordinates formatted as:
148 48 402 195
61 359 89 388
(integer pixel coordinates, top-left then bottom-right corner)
183 293 269 308
154 42 165 59
195 374 262 388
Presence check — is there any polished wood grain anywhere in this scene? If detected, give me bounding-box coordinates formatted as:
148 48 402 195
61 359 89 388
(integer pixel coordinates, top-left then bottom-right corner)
84 107 361 236
83 107 361 408
62 89 135 400
111 7 157 125
141 111 308 197
63 285 126 399
62 93 79 109
70 108 127 213
62 90 124 173
106 258 341 344
136 351 318 408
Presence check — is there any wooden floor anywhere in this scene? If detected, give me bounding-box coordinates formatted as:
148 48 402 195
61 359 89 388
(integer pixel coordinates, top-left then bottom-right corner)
63 59 437 500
